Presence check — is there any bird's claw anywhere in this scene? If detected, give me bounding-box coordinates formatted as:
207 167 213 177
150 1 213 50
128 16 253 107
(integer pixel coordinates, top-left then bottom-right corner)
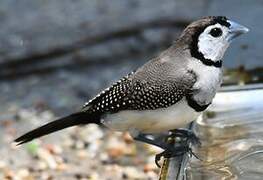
187 147 202 161
155 151 165 168
169 129 201 147
155 145 198 168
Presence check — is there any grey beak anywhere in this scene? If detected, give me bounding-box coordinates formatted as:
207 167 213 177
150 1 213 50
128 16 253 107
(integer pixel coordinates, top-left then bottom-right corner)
227 20 249 41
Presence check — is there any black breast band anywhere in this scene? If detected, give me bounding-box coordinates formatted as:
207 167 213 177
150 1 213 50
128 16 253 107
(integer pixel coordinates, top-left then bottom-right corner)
186 95 210 112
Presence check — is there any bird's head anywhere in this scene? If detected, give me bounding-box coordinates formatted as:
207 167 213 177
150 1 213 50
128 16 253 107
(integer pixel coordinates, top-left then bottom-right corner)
177 16 249 66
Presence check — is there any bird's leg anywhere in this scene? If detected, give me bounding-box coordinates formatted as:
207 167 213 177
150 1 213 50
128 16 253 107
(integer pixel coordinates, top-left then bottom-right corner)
169 128 201 146
134 133 185 167
155 144 193 167
154 129 202 167
134 132 200 167
133 133 170 150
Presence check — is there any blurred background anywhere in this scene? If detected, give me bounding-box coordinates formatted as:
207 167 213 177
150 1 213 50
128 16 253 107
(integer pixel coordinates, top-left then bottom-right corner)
0 0 262 179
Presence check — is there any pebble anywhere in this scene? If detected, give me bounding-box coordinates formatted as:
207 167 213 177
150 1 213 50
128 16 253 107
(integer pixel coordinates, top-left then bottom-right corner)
76 150 88 159
4 169 14 180
99 152 110 163
45 144 63 155
75 140 85 149
17 168 30 179
56 162 68 171
62 137 74 148
0 161 6 169
122 166 147 179
0 108 159 179
143 163 157 173
37 149 57 169
79 124 104 143
122 132 134 144
106 135 138 159
37 161 48 171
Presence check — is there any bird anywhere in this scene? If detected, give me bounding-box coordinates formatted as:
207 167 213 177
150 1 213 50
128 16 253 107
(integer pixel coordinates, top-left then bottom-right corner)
15 16 249 166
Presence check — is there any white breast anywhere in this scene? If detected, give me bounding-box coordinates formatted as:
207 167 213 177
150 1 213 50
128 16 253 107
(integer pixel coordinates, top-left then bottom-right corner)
188 60 223 105
102 98 200 134
101 60 222 134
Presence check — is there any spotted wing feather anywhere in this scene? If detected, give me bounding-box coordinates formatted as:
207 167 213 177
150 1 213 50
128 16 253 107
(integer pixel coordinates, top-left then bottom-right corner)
82 73 193 114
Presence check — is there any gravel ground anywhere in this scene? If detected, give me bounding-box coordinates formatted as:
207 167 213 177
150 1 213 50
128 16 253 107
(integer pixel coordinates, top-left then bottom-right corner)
0 107 162 180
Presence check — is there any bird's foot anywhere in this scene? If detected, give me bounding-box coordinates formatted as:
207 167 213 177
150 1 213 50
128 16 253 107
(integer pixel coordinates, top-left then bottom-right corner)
133 131 201 167
169 128 201 146
155 145 200 168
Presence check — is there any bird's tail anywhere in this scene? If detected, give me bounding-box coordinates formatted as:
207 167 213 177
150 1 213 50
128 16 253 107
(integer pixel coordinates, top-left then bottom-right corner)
14 112 100 145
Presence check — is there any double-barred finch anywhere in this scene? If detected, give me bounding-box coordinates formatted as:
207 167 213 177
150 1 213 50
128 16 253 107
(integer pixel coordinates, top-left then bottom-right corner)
15 16 249 152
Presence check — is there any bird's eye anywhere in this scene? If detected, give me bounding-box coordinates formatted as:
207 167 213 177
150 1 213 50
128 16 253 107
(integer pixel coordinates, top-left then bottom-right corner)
209 28 222 37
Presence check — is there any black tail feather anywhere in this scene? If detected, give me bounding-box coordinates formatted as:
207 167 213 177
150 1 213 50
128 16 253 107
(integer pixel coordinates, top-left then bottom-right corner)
14 112 99 145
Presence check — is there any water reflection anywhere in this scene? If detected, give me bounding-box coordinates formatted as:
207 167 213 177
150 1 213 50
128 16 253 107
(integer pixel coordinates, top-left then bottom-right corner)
187 109 263 180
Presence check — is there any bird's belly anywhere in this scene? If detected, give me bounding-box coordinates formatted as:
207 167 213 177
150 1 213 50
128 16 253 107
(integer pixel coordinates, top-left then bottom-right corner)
102 99 200 133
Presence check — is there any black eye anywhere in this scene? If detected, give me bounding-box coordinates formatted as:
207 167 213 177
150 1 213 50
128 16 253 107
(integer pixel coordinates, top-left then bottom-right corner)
209 28 222 37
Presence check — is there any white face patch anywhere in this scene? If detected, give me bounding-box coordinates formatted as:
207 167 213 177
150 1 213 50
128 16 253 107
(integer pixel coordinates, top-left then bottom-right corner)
198 23 230 62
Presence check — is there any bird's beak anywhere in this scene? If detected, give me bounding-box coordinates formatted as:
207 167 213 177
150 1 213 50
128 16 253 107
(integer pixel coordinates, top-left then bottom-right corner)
227 20 249 42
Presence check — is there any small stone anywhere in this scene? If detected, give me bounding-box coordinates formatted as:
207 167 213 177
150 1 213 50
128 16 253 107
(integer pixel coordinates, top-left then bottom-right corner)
37 149 57 169
122 166 146 179
146 171 159 179
0 119 13 127
40 172 53 180
37 161 48 171
124 144 137 156
17 168 30 178
106 134 138 158
143 163 157 173
6 127 16 136
122 132 134 144
54 156 64 164
0 161 6 169
75 140 85 149
76 150 88 159
79 124 104 143
107 146 125 159
87 140 101 157
99 152 109 163
62 137 74 148
56 163 68 171
4 169 14 179
45 144 63 155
